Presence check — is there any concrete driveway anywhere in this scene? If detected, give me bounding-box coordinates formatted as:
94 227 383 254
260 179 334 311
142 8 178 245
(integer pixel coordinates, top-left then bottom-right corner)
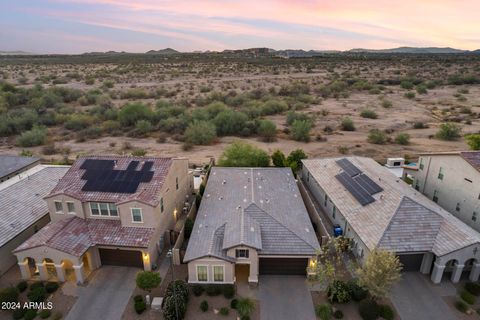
391 272 457 320
65 266 138 320
258 275 316 320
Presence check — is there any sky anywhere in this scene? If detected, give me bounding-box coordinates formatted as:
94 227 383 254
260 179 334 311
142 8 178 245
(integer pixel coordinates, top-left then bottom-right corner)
1 0 479 54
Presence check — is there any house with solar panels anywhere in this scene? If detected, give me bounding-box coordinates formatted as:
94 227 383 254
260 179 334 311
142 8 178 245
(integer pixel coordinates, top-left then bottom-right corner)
302 156 480 284
13 156 192 284
184 167 320 286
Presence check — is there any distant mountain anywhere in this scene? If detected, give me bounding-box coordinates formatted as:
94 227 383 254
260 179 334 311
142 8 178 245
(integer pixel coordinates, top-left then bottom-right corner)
275 49 341 58
347 47 467 54
472 49 480 54
145 48 179 54
0 50 34 55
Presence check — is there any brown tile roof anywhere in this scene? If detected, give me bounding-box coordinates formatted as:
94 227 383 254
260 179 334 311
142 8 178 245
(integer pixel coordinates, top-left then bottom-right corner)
47 156 173 206
14 217 154 256
460 151 480 173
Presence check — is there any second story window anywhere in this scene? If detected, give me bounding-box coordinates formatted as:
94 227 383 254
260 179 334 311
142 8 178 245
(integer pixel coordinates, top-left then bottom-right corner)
160 198 164 213
332 206 336 219
89 202 118 217
236 249 249 259
176 177 179 190
473 212 477 222
67 202 75 214
324 194 328 207
54 201 63 214
131 208 143 223
414 179 420 191
433 190 439 203
456 202 461 212
438 167 444 180
419 158 424 170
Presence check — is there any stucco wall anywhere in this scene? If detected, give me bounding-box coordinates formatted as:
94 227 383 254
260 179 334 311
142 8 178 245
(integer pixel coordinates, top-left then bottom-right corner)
227 246 259 282
187 257 235 284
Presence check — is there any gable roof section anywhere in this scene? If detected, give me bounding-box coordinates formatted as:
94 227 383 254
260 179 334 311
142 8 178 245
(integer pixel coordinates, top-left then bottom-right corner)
460 151 480 173
223 206 262 250
0 155 40 179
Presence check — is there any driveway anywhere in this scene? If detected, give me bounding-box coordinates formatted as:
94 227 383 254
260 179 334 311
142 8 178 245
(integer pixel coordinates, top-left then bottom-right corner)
65 266 138 320
391 272 456 320
258 275 316 320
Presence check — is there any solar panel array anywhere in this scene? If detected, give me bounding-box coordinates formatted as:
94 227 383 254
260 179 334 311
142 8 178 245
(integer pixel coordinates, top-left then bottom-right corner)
335 159 383 206
80 159 154 193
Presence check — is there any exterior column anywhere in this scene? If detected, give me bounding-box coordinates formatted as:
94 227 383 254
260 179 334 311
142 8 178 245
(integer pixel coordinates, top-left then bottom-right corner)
73 263 85 284
431 262 445 284
420 253 434 274
451 264 465 283
18 261 31 280
55 263 66 282
36 262 49 281
469 263 480 282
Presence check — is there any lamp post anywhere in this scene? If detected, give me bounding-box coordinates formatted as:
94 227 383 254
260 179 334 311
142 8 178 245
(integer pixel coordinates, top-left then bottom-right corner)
166 248 179 320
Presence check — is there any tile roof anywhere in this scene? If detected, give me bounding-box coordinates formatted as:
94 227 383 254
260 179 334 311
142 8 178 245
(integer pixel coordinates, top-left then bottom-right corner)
47 156 173 207
14 217 155 256
184 167 320 262
0 155 40 179
0 166 68 247
303 157 480 257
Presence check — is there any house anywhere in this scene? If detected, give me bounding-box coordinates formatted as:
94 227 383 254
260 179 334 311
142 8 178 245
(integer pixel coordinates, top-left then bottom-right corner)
404 151 480 233
13 156 192 284
0 155 40 183
302 156 480 284
184 167 320 286
0 164 68 275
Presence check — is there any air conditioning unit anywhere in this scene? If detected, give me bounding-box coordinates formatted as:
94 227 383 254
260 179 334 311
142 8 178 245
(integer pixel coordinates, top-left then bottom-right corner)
385 158 405 168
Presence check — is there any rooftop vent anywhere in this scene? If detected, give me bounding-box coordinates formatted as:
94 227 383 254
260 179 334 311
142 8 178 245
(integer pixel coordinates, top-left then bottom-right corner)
222 179 226 185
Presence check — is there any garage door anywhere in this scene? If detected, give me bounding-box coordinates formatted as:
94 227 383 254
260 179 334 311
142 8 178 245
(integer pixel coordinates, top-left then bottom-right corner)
259 258 308 275
397 254 424 272
99 249 143 268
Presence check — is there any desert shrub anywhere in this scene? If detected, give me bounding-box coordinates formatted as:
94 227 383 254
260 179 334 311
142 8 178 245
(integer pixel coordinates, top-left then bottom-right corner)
205 284 222 296
465 282 480 296
16 125 47 147
184 120 217 145
236 297 255 318
218 141 270 167
379 305 394 320
213 110 249 136
455 299 469 313
200 300 209 312
461 290 475 305
223 284 235 299
400 80 414 90
184 218 194 239
395 133 410 145
404 91 416 99
230 298 238 309
448 74 479 85
381 99 392 108
191 284 204 296
85 77 95 85
340 117 355 131
16 281 28 293
131 149 147 157
28 287 47 302
290 119 312 142
121 88 148 100
315 304 332 320
24 309 37 320
12 307 27 320
348 279 368 302
358 300 380 320
367 129 387 144
64 114 91 131
333 309 344 319
271 149 287 167
327 280 352 303
258 119 277 142
260 99 288 115
286 148 308 171
118 103 153 126
220 307 229 315
135 120 153 136
0 287 19 304
360 109 378 119
436 122 461 140
416 84 428 94
39 309 52 319
286 111 313 126
136 271 161 292
45 282 59 293
413 121 428 129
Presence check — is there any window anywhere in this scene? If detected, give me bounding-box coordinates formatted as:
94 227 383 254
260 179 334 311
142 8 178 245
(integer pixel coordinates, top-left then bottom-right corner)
213 266 224 282
438 167 444 180
419 158 424 170
160 198 164 213
67 202 75 214
433 190 439 203
90 202 118 217
90 203 99 215
307 172 310 182
456 202 461 212
324 194 328 207
54 201 63 213
176 177 179 190
197 266 208 282
473 212 477 222
108 203 118 216
235 249 249 258
332 206 336 219
131 208 143 223
414 179 420 191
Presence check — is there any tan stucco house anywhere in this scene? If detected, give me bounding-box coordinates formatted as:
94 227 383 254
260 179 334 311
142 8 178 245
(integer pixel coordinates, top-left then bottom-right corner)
302 156 480 284
13 156 192 284
184 167 320 286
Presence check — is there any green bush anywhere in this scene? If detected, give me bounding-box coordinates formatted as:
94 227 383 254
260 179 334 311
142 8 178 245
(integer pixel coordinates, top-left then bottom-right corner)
358 300 380 320
404 91 416 99
28 287 47 302
315 304 332 320
200 300 209 312
184 218 194 239
360 109 378 119
413 121 428 129
271 149 287 167
118 103 153 126
166 280 189 302
400 80 414 90
381 99 392 108
333 309 344 319
436 123 461 141
0 287 19 304
290 119 312 142
184 120 217 145
286 111 313 126
16 281 28 293
205 284 222 296
219 307 229 315
236 297 255 318
379 304 394 320
24 309 37 320
340 117 355 131
367 129 387 144
461 290 475 305
16 126 47 147
39 309 52 319
416 84 428 94
135 120 153 136
395 133 410 145
258 119 277 142
465 282 480 296
223 284 235 299
455 299 469 313
30 282 44 290
230 298 238 309
12 307 27 320
218 141 270 167
213 110 249 136
191 284 204 296
163 280 188 320
136 271 162 292
45 282 59 293
327 280 352 303
133 295 143 303
134 299 147 314
348 279 368 302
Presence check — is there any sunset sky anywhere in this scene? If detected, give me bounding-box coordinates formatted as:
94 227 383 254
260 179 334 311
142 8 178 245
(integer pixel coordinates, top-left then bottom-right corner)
1 0 479 54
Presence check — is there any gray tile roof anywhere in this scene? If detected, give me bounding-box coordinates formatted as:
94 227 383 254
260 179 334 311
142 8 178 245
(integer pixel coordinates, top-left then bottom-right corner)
303 157 480 257
0 155 39 179
0 166 68 247
184 167 320 262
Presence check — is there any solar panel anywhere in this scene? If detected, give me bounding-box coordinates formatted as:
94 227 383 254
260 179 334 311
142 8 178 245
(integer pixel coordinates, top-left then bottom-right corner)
335 172 375 206
354 174 383 195
336 159 362 177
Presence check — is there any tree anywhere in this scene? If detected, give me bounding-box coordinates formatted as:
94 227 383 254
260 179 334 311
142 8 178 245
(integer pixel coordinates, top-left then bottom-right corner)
184 120 217 145
136 271 161 292
436 122 461 141
290 119 312 142
258 119 277 142
287 149 308 171
357 249 402 300
271 149 287 167
218 141 270 167
163 280 189 320
466 134 480 150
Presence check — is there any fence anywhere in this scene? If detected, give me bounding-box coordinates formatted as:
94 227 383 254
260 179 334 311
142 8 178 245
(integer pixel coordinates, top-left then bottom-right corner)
172 202 197 265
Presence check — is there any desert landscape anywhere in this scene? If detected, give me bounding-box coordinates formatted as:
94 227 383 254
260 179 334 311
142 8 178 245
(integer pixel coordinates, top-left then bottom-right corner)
1 51 479 165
